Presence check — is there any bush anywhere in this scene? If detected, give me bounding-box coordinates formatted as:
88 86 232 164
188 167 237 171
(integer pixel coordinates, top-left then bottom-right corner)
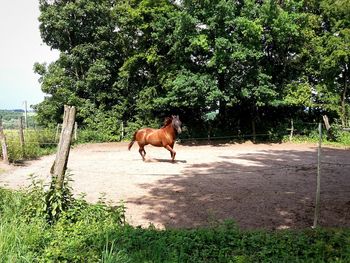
77 129 120 143
0 175 126 262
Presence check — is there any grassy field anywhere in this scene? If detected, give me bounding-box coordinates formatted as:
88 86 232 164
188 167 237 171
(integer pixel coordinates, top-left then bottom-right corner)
1 129 57 163
0 182 349 263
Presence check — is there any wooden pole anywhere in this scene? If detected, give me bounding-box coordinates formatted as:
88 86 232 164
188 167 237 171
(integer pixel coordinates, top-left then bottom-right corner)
23 100 28 129
121 121 124 139
0 117 9 164
18 116 25 157
74 122 78 141
313 123 322 228
51 105 76 190
322 115 331 131
289 118 294 142
252 119 256 143
55 123 60 142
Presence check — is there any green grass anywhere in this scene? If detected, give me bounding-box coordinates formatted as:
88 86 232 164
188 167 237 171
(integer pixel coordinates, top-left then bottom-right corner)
1 129 57 162
0 188 47 262
282 128 350 148
0 185 349 263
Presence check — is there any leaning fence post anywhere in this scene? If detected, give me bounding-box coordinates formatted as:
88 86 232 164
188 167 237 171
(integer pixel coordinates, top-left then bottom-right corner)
313 123 322 228
0 117 9 164
51 105 76 190
18 116 25 157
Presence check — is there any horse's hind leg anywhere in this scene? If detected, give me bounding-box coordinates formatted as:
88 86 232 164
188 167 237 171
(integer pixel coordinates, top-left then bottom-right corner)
138 146 146 161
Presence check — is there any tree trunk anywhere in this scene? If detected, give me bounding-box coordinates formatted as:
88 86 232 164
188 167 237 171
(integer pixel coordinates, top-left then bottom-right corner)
341 70 348 127
251 104 257 143
252 119 256 143
217 73 227 125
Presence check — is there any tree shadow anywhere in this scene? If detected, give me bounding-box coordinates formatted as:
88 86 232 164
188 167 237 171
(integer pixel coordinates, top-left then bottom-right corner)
127 147 350 230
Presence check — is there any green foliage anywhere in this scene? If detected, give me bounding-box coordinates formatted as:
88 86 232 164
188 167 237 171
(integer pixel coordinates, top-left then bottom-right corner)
321 121 350 145
1 185 350 262
34 0 350 139
284 122 350 147
0 174 126 262
0 110 36 129
156 69 222 110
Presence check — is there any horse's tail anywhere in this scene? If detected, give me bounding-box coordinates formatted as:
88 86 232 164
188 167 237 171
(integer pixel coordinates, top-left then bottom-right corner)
128 131 137 150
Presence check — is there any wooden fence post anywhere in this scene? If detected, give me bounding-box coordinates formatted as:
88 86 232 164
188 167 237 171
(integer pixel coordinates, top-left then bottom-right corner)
289 119 294 141
74 122 78 141
252 119 256 143
19 116 25 157
55 123 60 143
51 105 76 190
322 115 331 131
0 117 9 164
121 121 124 139
313 123 322 228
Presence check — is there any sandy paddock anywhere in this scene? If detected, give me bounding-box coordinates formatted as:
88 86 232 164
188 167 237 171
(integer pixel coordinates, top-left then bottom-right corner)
1 142 349 230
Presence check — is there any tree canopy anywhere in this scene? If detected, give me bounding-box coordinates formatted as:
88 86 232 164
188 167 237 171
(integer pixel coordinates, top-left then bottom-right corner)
34 0 350 137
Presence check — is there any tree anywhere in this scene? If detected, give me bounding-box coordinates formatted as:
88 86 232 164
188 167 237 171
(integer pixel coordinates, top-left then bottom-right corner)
34 0 349 138
35 0 125 131
296 0 350 125
317 0 350 126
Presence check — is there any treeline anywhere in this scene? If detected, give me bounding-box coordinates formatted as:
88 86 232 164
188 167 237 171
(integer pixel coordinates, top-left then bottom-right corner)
34 0 349 138
0 110 24 121
0 110 36 129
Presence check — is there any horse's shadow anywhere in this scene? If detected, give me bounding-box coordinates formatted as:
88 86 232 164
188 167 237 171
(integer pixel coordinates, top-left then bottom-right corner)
144 158 187 163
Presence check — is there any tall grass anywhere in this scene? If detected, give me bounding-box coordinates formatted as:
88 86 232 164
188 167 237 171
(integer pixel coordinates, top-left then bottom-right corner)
1 129 57 162
0 189 46 262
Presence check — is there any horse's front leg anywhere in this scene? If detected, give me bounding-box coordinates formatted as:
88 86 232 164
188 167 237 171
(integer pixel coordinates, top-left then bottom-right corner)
165 145 176 162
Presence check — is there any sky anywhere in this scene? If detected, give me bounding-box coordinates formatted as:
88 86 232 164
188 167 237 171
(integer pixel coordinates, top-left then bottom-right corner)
0 0 59 110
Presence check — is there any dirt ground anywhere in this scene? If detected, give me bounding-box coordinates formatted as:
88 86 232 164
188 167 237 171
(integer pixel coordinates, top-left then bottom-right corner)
0 142 349 230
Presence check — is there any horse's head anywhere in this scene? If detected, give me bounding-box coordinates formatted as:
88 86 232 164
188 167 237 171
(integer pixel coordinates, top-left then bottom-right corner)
171 115 182 134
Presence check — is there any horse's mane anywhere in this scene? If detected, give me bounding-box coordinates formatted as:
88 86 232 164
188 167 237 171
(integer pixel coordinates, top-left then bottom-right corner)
161 116 173 128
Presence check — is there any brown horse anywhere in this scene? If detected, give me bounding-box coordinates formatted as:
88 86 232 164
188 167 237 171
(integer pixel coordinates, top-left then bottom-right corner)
128 115 182 162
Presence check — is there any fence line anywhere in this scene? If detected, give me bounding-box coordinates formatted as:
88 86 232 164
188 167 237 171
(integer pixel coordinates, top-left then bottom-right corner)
1 126 347 148
5 140 58 145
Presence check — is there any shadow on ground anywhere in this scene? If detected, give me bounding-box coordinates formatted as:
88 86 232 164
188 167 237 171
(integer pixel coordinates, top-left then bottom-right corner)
128 147 350 230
